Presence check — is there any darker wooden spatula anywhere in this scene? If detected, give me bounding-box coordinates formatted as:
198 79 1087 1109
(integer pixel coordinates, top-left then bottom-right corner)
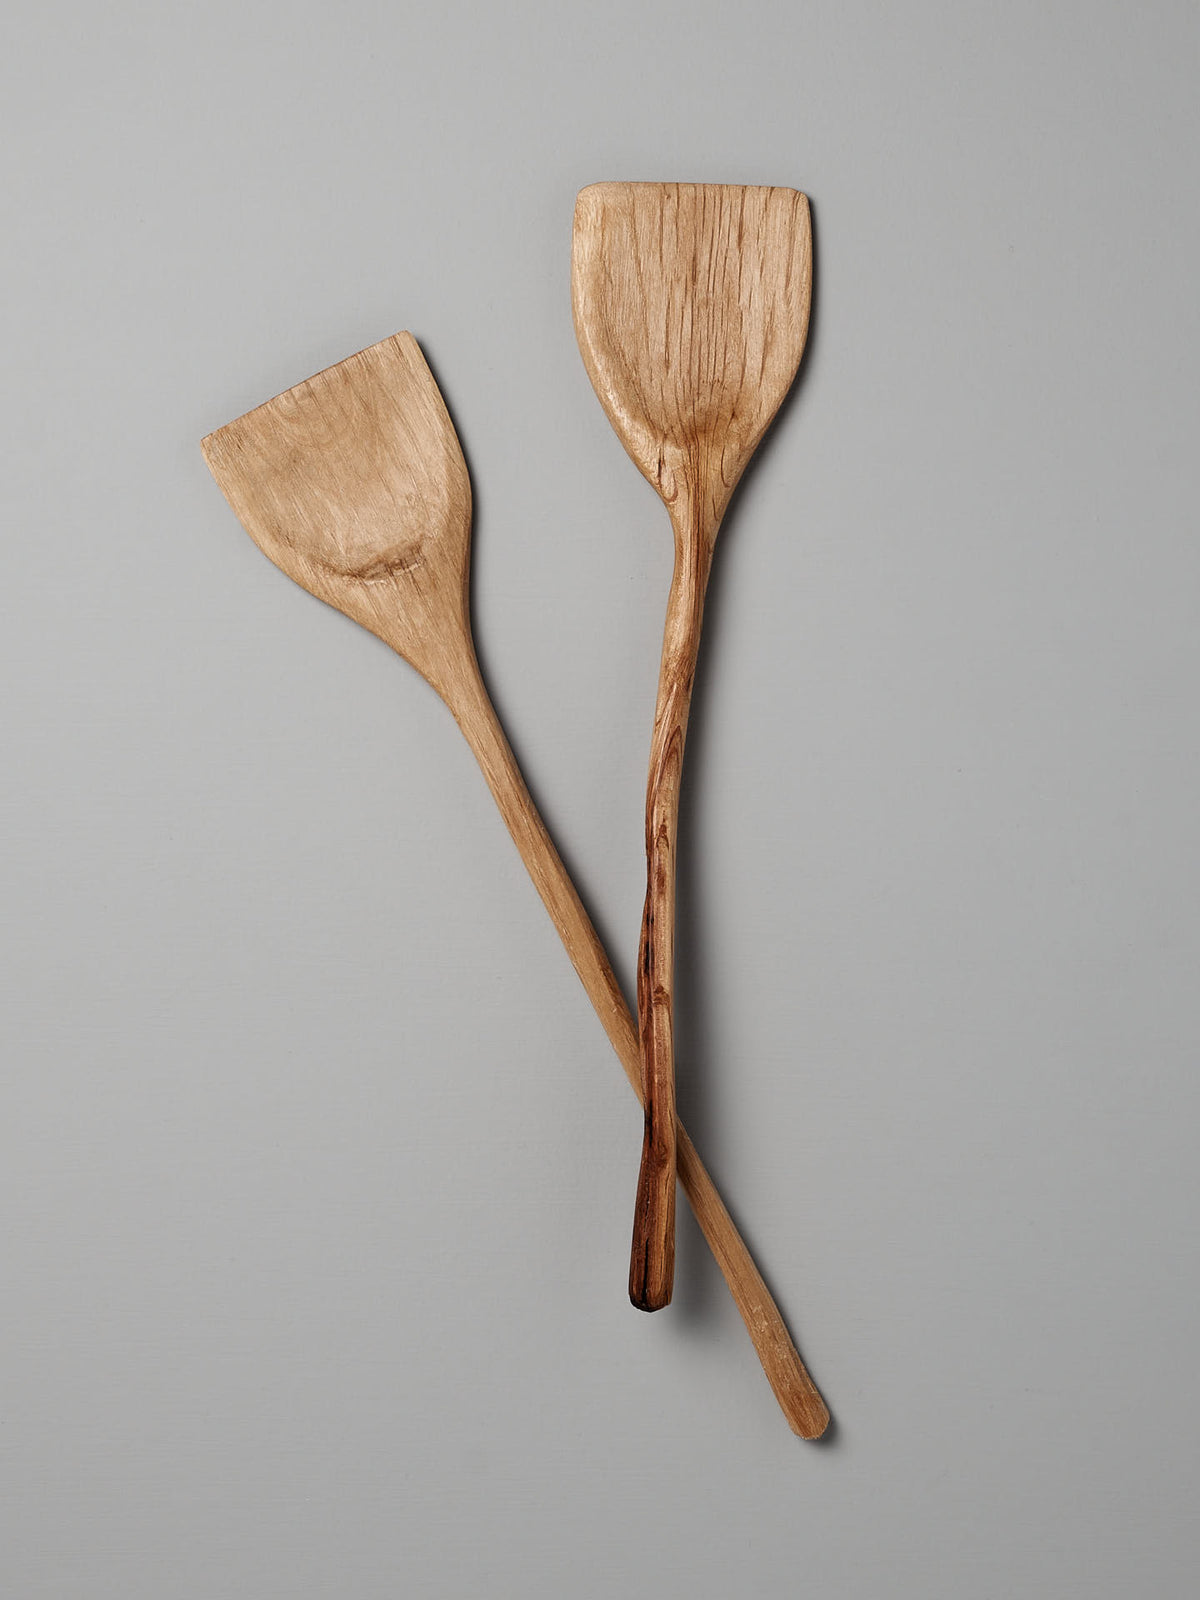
572 183 813 1310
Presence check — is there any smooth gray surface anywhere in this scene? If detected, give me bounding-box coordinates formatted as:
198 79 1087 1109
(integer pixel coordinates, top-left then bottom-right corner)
3 2 1198 1595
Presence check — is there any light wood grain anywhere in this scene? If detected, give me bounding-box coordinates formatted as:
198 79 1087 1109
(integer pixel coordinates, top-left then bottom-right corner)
572 183 813 1310
201 332 827 1436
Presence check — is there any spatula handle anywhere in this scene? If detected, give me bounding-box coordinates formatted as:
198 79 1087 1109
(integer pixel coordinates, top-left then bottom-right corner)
630 518 715 1311
447 655 828 1436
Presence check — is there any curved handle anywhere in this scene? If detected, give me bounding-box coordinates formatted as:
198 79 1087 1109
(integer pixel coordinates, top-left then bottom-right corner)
629 508 713 1310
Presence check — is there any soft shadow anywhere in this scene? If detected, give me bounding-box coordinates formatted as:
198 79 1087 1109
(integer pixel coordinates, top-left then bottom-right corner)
811 1412 841 1449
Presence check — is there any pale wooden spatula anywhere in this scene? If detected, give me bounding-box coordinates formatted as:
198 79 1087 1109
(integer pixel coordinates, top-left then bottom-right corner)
572 183 813 1310
201 331 827 1436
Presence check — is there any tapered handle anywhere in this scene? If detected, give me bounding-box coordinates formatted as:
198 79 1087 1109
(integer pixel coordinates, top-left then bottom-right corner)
443 651 827 1434
628 1078 675 1311
630 510 714 1310
629 669 683 1311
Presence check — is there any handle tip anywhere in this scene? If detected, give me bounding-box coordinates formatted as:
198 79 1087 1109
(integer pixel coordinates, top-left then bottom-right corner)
628 1145 676 1311
629 1261 673 1313
792 1399 831 1440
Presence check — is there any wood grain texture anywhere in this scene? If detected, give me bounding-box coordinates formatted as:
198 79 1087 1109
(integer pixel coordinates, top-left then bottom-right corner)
572 183 813 1310
201 332 827 1436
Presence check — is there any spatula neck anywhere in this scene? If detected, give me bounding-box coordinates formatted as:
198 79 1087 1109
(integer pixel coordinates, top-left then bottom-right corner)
662 453 727 565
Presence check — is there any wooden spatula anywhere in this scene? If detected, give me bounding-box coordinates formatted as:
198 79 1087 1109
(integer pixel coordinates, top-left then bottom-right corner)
572 183 813 1310
200 332 828 1435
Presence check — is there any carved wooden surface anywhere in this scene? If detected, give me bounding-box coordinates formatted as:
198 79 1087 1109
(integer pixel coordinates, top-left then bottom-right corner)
202 333 828 1436
572 184 813 1309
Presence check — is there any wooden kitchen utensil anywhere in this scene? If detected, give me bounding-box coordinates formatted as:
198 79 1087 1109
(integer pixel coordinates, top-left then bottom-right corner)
201 331 827 1436
572 183 813 1310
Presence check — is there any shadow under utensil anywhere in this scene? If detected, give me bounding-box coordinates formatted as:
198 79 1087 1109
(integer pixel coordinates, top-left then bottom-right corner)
670 198 822 1335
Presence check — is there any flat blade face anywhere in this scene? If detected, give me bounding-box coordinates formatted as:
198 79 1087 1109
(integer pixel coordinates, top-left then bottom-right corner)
202 332 470 591
201 332 475 687
571 183 812 515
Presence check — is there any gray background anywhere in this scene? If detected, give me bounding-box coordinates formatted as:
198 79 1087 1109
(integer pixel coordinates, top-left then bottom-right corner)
2 2 1198 1595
